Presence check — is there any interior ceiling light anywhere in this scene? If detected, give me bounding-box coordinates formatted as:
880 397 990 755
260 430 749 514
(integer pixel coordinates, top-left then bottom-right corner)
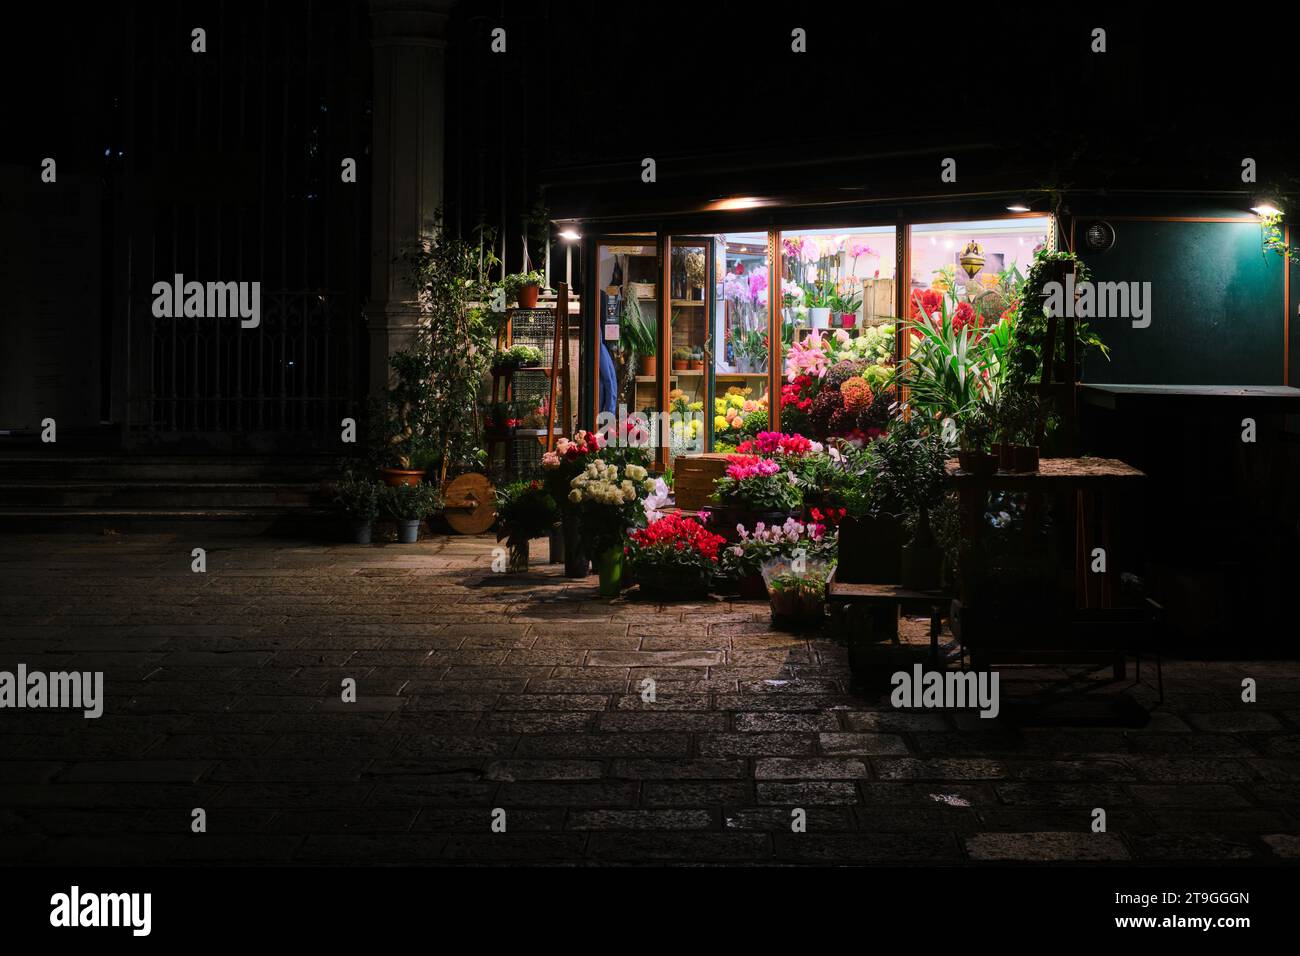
709 196 765 211
1006 202 1031 213
558 229 581 241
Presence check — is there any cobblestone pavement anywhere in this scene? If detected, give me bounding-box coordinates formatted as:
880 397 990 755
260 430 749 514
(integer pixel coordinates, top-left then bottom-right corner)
1 532 1298 866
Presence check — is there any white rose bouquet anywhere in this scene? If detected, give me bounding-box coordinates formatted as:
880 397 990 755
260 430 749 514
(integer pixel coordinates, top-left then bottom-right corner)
568 459 657 555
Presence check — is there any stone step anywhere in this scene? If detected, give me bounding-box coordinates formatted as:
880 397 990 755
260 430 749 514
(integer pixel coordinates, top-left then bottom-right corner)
0 454 343 483
0 506 336 535
0 481 324 509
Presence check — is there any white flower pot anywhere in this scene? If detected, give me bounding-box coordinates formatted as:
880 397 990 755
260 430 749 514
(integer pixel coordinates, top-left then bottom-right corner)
810 307 831 330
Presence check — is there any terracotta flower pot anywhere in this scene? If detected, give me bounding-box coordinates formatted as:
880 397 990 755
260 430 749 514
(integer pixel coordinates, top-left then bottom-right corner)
517 283 540 309
638 354 656 377
380 467 427 487
689 359 703 370
672 360 689 371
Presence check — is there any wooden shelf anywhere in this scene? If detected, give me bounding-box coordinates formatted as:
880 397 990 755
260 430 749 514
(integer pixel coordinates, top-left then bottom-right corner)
671 299 707 307
716 371 769 378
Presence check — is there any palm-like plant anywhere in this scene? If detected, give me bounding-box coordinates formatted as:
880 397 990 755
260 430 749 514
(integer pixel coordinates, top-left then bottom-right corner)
899 293 1011 423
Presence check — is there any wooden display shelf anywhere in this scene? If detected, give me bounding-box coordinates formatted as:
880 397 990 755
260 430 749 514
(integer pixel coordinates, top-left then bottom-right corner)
671 299 707 307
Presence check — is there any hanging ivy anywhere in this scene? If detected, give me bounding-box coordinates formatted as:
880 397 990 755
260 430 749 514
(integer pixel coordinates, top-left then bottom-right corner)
1259 213 1300 267
1005 248 1108 388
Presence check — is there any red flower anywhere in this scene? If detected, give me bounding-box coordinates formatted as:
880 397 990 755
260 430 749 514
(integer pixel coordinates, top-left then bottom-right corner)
952 301 979 331
910 289 943 320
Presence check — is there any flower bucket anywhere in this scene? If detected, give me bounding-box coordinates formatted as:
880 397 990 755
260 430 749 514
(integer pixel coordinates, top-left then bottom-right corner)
396 519 421 544
596 546 624 597
562 515 589 577
350 520 373 545
809 307 831 329
508 539 529 573
548 526 565 564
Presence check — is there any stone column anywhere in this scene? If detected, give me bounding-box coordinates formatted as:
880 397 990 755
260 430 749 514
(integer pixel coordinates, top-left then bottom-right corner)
365 0 454 397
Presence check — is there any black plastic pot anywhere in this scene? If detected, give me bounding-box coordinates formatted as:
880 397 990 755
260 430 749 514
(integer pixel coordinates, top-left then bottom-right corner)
836 513 902 584
562 513 589 577
899 508 942 591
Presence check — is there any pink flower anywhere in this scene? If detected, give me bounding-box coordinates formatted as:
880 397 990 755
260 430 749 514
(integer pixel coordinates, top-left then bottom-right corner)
784 330 833 382
724 455 781 481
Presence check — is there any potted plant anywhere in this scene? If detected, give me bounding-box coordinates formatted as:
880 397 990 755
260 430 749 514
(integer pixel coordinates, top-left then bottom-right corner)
957 400 998 476
504 269 546 310
722 516 836 599
868 414 952 591
542 430 606 577
761 556 835 626
672 347 692 371
400 212 499 488
708 454 804 541
620 294 657 377
484 400 520 438
992 389 1041 473
383 482 442 544
490 344 544 376
376 349 435 486
333 475 381 544
568 457 656 596
688 346 705 371
626 513 726 599
806 283 833 329
495 479 560 573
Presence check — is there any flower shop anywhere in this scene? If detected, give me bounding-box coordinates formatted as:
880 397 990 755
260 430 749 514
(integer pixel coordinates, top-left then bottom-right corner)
338 192 1300 663
500 195 1300 664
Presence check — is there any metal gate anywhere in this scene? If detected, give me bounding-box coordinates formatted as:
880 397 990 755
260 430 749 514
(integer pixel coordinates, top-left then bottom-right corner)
115 1 370 451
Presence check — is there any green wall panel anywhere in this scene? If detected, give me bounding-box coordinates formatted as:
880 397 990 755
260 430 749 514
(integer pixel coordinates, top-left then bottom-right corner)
1079 220 1285 385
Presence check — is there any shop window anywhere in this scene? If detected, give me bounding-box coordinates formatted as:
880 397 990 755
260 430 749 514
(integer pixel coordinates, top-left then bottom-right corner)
713 232 770 451
775 226 898 443
907 218 1050 325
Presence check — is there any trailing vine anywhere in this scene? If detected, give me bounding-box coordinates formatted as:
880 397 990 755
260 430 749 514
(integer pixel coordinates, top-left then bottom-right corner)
1259 213 1300 267
1006 248 1108 388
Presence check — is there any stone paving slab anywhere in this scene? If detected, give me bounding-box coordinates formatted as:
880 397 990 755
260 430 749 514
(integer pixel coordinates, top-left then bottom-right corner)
0 532 1298 865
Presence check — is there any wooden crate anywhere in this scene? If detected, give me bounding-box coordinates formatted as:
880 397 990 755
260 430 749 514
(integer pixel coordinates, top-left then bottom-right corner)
673 453 731 511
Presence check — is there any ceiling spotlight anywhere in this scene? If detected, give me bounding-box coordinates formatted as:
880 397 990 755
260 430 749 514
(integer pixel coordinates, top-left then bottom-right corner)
1006 202 1031 213
709 196 764 211
558 228 582 241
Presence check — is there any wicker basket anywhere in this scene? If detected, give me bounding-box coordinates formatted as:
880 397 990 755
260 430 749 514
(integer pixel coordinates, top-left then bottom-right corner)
628 282 657 300
672 453 731 511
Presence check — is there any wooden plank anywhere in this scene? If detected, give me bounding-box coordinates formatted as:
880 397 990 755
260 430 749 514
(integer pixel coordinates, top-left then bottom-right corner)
829 582 950 602
944 456 1145 488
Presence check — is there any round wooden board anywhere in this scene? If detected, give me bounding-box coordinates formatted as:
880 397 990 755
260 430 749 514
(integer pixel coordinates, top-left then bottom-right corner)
443 472 496 535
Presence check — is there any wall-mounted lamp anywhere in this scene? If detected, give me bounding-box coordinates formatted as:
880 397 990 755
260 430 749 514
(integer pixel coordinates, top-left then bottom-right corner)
1251 202 1283 218
558 229 582 241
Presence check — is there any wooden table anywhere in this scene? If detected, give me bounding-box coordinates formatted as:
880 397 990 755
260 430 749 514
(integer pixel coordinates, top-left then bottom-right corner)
827 579 952 666
946 457 1149 675
1081 383 1300 415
